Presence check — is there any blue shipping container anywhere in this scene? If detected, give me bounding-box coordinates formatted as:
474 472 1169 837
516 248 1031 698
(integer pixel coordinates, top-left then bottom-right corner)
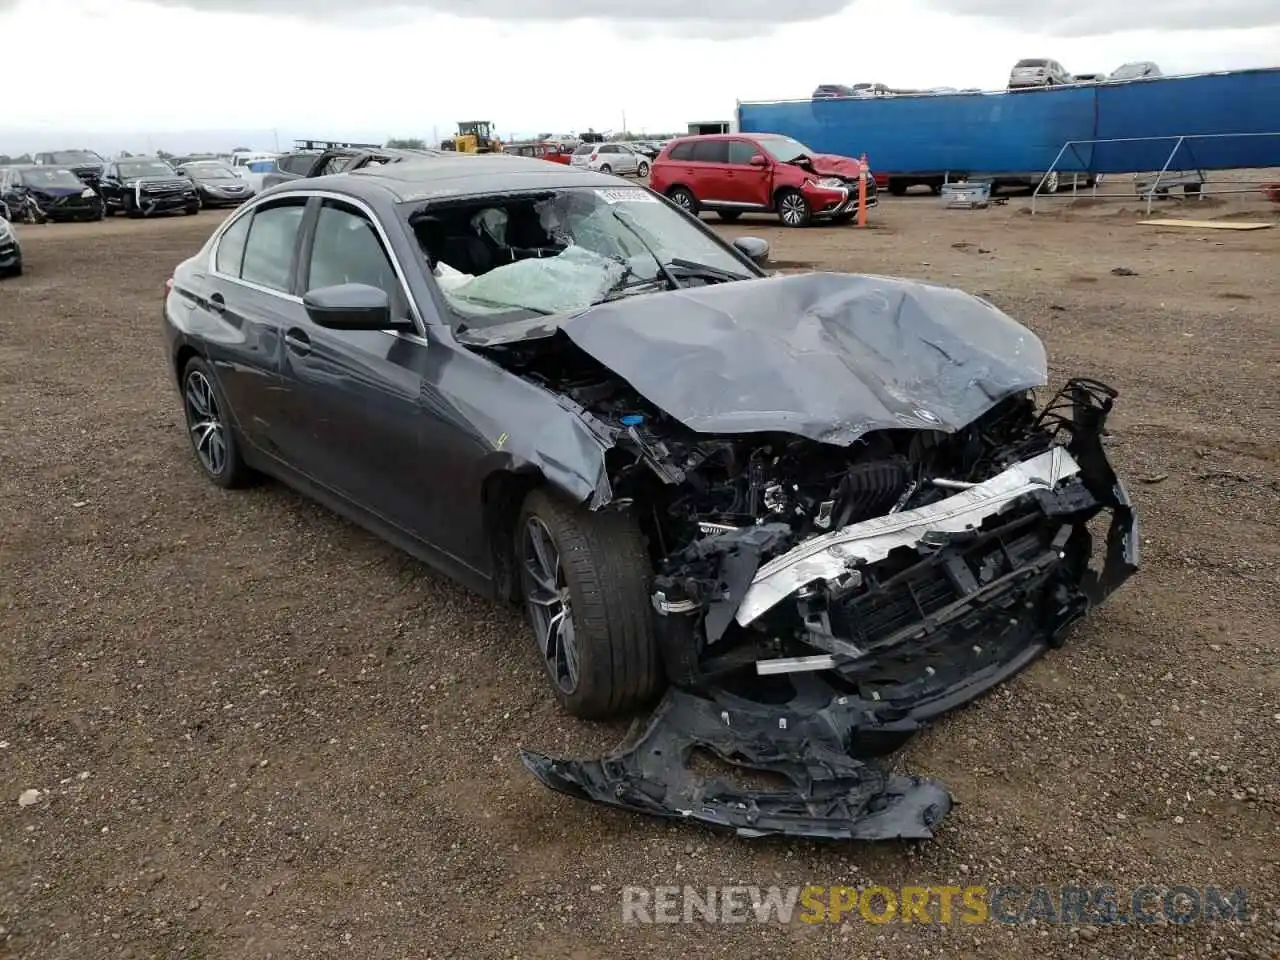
737 67 1280 178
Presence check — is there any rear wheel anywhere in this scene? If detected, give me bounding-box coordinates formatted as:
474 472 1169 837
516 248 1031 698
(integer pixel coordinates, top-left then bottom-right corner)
180 357 253 489
776 189 811 227
667 186 700 216
599 163 612 175
516 488 661 719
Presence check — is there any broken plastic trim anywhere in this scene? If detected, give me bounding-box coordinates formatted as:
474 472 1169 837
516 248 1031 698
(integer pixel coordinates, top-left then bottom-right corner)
520 684 952 840
736 446 1081 625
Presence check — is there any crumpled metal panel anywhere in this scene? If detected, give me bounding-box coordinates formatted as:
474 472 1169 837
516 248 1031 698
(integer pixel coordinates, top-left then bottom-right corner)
557 271 1048 444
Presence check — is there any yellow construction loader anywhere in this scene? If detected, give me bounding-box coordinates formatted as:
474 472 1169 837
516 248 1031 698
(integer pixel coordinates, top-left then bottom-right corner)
440 121 501 153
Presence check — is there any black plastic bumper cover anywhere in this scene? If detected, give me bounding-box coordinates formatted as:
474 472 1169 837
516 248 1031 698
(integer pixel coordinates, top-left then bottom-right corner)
521 685 952 840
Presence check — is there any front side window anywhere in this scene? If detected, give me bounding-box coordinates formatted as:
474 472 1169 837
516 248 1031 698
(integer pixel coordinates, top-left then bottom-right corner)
728 141 758 165
306 202 399 303
239 203 307 292
754 136 814 163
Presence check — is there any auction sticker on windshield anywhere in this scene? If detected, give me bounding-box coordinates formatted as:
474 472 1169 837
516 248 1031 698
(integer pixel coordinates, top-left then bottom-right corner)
594 188 658 204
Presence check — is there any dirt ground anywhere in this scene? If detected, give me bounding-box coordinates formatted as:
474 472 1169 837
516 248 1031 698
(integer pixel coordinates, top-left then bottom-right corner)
2 184 1278 960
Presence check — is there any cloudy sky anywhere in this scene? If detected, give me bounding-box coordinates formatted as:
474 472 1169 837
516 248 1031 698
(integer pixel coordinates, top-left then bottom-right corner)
0 0 1276 153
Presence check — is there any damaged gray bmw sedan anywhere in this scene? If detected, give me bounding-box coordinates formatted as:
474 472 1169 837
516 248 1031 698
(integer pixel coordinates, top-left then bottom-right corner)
162 155 1139 842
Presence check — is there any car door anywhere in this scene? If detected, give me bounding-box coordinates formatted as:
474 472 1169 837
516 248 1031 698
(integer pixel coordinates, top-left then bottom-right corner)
99 164 122 209
724 139 771 207
615 145 639 176
689 138 732 203
200 195 310 454
275 195 434 533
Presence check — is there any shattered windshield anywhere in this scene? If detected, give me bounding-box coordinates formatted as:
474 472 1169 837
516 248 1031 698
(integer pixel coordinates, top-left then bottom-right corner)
755 136 814 163
21 168 86 189
409 186 753 325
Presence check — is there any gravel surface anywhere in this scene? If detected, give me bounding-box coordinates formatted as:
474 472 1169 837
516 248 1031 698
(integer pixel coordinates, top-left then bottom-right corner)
1 187 1277 959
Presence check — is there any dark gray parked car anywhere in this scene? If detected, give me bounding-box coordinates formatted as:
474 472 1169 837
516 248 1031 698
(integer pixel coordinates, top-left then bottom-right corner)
162 156 1138 841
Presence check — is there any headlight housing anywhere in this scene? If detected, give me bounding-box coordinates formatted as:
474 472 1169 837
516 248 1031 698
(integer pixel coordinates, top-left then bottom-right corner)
81 187 96 199
0 217 13 239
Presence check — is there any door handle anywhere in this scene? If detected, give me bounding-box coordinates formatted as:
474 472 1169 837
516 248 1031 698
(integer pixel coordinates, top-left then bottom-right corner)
284 328 312 355
208 292 225 314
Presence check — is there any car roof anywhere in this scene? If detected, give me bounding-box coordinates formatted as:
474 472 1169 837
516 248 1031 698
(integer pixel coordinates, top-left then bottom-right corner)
288 154 628 203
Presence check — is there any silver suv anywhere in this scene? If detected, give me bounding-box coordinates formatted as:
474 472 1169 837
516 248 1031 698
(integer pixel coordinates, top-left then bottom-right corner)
1008 58 1071 88
569 142 650 178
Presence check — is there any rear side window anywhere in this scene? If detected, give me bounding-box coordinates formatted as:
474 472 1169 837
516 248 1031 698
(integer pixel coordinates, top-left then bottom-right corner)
667 141 695 161
239 202 307 292
1016 59 1047 67
215 212 252 275
690 140 729 163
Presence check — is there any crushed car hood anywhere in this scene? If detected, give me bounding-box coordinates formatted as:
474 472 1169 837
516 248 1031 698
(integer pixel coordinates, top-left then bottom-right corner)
463 272 1048 445
798 153 864 177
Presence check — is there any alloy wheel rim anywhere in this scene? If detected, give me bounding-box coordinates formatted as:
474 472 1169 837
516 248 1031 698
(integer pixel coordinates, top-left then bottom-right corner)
184 370 227 476
781 195 805 224
520 517 580 694
673 191 691 209
1044 171 1059 193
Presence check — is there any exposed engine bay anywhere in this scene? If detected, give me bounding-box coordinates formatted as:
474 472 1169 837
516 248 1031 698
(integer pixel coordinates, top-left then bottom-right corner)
460 271 1141 841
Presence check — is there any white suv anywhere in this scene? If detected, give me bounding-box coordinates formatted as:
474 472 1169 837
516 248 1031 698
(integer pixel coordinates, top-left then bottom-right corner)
1008 58 1071 88
569 142 650 178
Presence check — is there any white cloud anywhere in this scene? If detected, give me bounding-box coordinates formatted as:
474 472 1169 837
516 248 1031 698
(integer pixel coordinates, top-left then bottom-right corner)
0 0 1276 153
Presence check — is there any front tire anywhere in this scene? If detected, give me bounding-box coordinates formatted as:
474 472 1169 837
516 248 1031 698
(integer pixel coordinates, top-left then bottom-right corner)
180 357 252 489
184 202 199 216
516 488 661 719
776 189 811 227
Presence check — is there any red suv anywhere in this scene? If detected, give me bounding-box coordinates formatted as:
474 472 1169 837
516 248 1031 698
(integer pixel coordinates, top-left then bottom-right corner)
648 132 877 227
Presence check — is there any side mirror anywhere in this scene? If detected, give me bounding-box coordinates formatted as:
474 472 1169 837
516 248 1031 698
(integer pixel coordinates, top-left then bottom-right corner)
732 236 770 265
749 155 768 167
303 283 403 331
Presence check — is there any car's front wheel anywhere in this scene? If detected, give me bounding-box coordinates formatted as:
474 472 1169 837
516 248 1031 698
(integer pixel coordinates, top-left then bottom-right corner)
516 488 661 719
776 189 812 227
180 357 252 489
